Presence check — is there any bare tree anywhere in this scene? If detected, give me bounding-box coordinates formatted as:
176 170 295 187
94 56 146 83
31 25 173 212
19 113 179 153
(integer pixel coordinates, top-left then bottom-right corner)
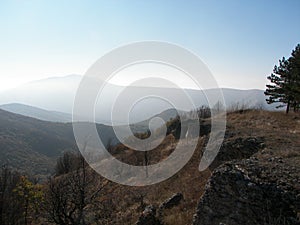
45 154 108 225
55 151 81 176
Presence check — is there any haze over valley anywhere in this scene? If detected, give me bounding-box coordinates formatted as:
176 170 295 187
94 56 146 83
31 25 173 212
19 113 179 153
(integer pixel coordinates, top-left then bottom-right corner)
0 75 278 125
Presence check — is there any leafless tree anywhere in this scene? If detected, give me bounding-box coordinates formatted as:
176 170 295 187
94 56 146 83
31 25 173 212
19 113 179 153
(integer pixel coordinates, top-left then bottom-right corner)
55 151 81 176
45 154 108 225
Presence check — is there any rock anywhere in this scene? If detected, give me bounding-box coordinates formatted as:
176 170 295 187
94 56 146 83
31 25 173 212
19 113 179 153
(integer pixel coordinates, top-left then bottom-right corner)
136 205 162 225
193 159 300 225
210 137 265 168
136 193 184 224
159 193 183 210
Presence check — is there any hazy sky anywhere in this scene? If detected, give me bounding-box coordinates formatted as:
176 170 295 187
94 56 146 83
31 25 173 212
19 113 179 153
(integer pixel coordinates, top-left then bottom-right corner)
0 0 299 91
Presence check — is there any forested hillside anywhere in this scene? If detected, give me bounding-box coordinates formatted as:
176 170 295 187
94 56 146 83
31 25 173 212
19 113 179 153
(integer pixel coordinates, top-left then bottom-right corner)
0 109 77 177
0 109 120 178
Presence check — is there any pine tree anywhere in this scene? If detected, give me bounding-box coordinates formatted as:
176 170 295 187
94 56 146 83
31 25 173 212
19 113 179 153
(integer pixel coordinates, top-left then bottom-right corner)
289 44 300 112
265 44 300 113
265 57 291 113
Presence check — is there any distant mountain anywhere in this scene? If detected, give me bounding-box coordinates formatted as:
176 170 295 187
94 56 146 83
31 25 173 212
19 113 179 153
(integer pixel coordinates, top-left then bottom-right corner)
0 75 281 125
0 103 72 122
0 74 81 115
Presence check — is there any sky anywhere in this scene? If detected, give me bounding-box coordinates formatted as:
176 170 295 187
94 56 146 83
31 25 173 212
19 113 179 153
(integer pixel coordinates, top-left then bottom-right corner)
0 0 300 91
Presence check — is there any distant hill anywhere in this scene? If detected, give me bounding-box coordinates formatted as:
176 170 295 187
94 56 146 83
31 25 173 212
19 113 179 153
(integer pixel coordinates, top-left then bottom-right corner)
0 103 72 122
0 75 281 125
0 74 81 115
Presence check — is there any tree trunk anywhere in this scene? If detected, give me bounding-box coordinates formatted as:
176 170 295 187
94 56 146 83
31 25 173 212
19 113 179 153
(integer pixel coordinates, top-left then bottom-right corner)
24 198 29 225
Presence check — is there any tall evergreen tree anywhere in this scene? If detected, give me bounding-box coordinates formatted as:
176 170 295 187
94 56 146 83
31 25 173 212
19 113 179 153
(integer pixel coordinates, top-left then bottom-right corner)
265 57 291 113
265 44 300 113
289 44 300 112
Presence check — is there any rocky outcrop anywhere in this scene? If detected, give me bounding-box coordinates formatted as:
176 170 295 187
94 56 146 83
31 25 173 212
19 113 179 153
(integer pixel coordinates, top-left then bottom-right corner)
159 193 183 210
157 193 183 221
210 137 265 168
193 158 300 225
136 193 184 225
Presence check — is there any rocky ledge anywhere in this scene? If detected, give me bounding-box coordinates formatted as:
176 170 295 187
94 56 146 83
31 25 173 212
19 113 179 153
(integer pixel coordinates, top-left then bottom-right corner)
193 157 300 225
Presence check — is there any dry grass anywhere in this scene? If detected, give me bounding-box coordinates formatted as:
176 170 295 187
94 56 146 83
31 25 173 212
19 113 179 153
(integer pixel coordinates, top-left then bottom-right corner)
100 136 211 225
105 110 300 224
228 110 300 144
46 109 299 225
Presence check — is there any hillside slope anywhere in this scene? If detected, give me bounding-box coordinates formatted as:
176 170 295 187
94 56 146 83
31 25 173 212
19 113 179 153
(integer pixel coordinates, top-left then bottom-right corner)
0 109 120 178
0 109 77 177
88 110 300 225
193 110 300 225
1 109 299 224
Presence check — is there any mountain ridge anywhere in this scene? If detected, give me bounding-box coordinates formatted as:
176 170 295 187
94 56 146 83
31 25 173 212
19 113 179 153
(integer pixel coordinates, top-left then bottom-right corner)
0 75 281 124
0 103 72 122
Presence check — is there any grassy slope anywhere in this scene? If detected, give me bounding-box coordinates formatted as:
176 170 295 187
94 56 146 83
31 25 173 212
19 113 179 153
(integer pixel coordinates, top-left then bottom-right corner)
95 110 300 224
4 109 299 224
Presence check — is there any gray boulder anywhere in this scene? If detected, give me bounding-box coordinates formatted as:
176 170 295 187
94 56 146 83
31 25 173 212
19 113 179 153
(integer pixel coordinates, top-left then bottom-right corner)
193 158 300 225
